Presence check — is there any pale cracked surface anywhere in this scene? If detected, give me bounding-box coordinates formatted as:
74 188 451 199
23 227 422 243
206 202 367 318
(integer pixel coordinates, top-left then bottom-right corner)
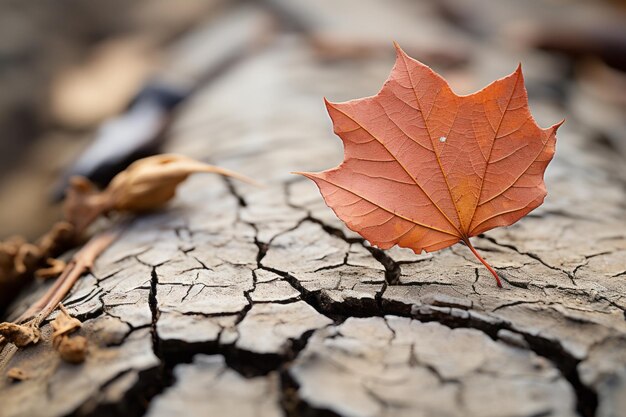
146 355 283 417
1 2 626 417
291 317 576 417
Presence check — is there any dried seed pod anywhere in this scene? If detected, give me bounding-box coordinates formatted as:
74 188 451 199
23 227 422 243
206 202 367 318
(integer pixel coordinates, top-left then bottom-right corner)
36 221 75 254
7 367 28 381
51 305 88 364
0 241 19 277
14 244 40 274
0 322 40 347
56 335 88 364
51 305 82 340
35 258 66 280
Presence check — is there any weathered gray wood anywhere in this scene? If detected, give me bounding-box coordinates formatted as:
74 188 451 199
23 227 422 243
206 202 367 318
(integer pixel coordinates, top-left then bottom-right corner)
291 317 576 417
1 2 625 417
146 355 282 417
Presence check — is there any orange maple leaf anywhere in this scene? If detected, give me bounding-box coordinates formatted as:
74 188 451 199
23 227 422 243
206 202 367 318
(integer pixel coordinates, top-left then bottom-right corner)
298 43 562 287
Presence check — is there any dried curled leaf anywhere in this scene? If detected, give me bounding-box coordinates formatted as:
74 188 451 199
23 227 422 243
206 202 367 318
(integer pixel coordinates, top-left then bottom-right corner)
106 154 259 211
0 322 40 347
64 154 258 232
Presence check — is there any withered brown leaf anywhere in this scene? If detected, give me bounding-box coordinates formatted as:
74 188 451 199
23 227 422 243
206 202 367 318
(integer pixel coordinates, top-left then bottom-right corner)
64 154 258 233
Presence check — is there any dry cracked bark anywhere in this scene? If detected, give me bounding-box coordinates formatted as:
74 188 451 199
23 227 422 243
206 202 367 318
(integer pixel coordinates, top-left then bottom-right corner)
290 316 576 417
1 10 626 417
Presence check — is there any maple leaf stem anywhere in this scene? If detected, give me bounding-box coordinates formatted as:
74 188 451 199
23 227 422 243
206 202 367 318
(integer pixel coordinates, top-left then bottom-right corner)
462 237 502 288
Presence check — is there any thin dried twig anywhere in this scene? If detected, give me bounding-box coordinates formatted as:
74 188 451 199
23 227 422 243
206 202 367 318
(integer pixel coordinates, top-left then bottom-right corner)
18 229 120 325
0 229 120 372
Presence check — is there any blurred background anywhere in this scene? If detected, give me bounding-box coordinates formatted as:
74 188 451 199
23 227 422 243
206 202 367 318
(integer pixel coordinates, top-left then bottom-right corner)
0 0 625 241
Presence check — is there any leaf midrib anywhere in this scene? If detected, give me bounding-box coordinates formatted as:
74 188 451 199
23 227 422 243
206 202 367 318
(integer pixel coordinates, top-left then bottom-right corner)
329 102 462 238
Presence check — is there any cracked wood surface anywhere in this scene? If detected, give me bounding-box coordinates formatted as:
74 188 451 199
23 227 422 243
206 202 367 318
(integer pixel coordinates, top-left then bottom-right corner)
1 2 626 417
